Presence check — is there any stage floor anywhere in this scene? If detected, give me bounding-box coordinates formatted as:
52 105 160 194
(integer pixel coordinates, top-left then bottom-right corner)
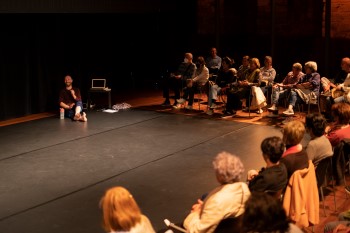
0 102 347 233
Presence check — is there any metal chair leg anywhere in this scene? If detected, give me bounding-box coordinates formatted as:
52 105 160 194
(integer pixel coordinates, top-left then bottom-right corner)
320 187 326 217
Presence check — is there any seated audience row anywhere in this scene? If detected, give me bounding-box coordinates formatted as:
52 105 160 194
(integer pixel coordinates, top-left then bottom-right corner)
160 51 325 118
161 47 350 121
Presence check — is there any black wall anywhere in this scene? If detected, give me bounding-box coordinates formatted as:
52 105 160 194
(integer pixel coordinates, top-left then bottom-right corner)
0 0 198 120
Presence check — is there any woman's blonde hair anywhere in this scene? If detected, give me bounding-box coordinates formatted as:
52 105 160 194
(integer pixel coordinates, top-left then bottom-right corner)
100 186 142 232
283 120 305 146
250 58 261 69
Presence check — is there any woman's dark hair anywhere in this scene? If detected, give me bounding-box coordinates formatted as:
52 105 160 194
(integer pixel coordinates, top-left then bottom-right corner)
241 192 290 233
196 56 205 66
261 136 285 164
332 102 350 125
222 56 234 67
305 113 327 137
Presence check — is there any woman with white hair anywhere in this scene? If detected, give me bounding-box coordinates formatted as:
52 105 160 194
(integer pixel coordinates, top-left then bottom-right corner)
183 152 251 233
283 61 321 115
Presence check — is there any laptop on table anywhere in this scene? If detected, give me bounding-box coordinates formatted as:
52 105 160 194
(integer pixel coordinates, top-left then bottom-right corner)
90 79 110 91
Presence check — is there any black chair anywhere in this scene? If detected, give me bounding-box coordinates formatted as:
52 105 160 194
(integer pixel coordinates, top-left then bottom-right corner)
295 86 321 114
315 156 336 216
332 139 350 187
195 82 208 110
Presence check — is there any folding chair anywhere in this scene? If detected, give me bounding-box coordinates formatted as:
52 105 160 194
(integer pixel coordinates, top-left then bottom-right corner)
315 156 336 216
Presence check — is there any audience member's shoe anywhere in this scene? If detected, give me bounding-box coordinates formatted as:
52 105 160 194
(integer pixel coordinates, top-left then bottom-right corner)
210 103 217 109
172 104 181 109
283 109 294 115
185 105 193 110
345 186 350 195
256 109 264 114
161 100 171 106
73 113 81 121
222 110 234 116
268 106 277 111
177 98 186 104
206 109 214 115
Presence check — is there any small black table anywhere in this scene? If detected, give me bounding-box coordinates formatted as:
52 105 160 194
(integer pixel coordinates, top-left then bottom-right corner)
87 88 112 110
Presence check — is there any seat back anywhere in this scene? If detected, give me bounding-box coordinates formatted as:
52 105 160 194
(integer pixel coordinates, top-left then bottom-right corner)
332 139 350 185
315 157 331 189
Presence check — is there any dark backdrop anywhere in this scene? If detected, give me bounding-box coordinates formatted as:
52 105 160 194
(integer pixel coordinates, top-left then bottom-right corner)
0 1 198 120
1 0 349 121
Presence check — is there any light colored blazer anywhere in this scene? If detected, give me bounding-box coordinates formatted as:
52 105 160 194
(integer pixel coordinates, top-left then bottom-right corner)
283 160 319 228
184 182 250 233
193 65 209 86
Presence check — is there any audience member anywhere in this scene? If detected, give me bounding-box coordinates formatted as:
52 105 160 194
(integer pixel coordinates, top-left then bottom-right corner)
59 75 87 122
176 56 209 110
100 186 155 233
280 120 309 179
305 113 333 167
283 61 321 115
332 57 350 103
162 52 196 107
260 56 277 97
237 55 250 79
206 57 236 115
318 58 350 116
183 152 250 233
247 136 288 194
241 192 303 233
268 63 304 112
227 57 265 114
333 57 350 85
205 47 222 74
217 68 241 115
325 102 350 147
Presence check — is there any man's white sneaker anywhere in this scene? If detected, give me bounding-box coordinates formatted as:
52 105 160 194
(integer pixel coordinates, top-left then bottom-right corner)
256 109 264 114
172 104 181 109
210 103 217 109
283 109 294 115
206 109 214 115
177 98 186 104
185 105 193 110
268 106 277 111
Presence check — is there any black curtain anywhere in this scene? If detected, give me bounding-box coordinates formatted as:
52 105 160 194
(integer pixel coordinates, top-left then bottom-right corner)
0 1 197 121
